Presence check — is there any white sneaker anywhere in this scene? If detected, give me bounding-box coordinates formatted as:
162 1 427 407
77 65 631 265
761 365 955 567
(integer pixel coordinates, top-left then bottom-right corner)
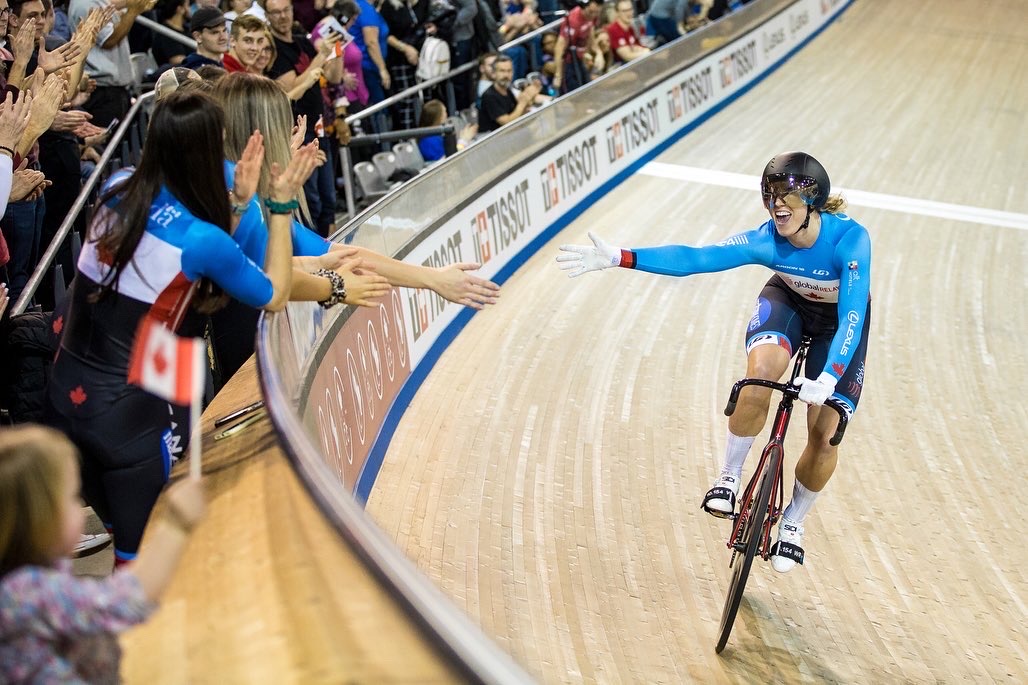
702 473 740 517
771 518 805 573
74 532 111 558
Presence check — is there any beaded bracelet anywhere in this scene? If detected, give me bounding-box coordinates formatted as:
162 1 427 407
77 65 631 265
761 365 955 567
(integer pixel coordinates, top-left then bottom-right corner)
264 197 299 214
314 268 346 308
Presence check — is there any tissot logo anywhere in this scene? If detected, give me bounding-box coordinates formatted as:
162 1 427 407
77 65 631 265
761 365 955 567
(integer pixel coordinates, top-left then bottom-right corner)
666 65 713 122
468 178 531 268
540 135 599 211
409 227 472 341
605 99 661 162
719 40 756 88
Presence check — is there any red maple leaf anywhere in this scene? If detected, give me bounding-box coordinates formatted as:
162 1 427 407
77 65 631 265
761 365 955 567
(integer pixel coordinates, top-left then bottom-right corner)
69 386 87 406
831 363 845 376
153 347 168 375
52 315 63 335
806 292 824 300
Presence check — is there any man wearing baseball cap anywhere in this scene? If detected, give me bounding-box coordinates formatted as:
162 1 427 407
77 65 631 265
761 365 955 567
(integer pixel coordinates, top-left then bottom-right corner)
182 7 229 69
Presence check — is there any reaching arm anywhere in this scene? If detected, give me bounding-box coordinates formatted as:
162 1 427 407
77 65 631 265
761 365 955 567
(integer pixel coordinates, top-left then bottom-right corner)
329 243 500 309
102 0 154 50
557 230 768 278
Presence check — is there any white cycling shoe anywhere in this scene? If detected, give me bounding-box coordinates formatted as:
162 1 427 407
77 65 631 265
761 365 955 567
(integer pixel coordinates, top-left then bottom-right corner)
770 518 805 573
702 474 740 518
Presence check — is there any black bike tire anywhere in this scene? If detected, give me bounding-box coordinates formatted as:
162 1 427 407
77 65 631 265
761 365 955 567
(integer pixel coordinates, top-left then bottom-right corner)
715 445 779 653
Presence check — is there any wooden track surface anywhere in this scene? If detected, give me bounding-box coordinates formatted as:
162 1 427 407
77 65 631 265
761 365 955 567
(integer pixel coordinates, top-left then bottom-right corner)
119 359 466 684
368 1 1028 682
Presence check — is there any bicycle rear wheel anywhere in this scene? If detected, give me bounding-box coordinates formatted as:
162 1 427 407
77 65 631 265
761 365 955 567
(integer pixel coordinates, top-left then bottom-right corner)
715 445 780 653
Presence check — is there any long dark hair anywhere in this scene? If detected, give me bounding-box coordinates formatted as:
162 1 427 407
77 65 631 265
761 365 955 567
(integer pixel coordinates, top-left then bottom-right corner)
94 90 232 313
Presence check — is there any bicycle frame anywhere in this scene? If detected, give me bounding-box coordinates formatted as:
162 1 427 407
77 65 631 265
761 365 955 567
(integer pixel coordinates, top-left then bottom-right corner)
715 337 850 653
724 341 808 564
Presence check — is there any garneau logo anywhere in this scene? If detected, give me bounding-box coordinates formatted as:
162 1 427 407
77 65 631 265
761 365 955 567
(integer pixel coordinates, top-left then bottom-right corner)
812 269 830 276
839 310 859 356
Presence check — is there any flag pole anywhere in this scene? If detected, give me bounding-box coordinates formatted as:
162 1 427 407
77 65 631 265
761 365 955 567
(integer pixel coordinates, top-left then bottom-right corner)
190 339 204 480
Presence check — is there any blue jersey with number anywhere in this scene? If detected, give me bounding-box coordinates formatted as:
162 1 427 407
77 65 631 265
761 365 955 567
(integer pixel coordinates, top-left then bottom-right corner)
628 212 871 380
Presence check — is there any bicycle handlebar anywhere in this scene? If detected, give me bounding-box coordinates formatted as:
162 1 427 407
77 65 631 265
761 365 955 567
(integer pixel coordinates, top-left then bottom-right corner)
723 378 850 446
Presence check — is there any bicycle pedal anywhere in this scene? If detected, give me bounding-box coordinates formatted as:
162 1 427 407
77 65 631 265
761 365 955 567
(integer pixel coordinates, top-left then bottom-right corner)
703 504 735 520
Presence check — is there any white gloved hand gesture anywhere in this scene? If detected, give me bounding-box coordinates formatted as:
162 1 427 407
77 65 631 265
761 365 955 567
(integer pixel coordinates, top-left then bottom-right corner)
556 231 623 278
793 371 838 406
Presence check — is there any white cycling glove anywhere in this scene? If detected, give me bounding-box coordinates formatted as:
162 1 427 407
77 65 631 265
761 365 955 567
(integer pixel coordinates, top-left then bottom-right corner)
556 231 623 278
793 371 838 406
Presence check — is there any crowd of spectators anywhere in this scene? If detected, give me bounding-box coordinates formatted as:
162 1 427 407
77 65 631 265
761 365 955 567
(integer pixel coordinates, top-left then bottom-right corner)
0 0 753 322
0 0 759 679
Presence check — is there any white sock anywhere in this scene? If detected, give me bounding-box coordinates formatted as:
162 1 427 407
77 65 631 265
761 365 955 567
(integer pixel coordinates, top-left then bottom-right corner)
783 480 820 524
720 431 755 479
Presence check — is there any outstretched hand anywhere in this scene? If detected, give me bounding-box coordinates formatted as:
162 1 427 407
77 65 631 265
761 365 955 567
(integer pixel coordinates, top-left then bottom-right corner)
556 231 623 277
336 257 390 307
432 263 499 309
37 35 82 74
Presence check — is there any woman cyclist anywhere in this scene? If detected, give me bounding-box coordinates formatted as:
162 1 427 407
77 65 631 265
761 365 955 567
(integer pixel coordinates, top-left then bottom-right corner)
557 152 871 572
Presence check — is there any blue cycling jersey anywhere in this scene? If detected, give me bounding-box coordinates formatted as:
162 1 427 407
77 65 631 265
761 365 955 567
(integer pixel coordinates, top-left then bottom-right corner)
627 212 871 380
224 160 332 262
81 170 273 311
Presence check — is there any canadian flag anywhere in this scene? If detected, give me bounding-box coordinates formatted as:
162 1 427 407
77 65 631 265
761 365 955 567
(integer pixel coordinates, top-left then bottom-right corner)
128 315 205 406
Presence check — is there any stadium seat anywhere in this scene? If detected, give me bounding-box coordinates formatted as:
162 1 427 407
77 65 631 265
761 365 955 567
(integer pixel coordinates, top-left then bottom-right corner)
392 142 425 172
352 161 391 200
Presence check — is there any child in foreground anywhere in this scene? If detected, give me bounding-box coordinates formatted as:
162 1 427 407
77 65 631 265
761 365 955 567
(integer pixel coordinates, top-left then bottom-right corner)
0 424 206 683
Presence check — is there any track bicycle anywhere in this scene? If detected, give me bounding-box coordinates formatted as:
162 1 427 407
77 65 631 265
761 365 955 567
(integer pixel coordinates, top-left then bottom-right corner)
714 336 850 654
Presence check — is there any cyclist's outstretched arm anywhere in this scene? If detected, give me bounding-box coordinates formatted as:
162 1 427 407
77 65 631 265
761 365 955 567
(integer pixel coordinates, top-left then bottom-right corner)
557 230 768 278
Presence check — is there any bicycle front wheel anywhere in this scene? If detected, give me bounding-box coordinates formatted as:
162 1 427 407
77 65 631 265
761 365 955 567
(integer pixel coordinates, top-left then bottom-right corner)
715 445 779 653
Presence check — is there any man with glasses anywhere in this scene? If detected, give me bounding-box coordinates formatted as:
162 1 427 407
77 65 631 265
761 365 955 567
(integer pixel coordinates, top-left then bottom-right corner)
605 0 649 64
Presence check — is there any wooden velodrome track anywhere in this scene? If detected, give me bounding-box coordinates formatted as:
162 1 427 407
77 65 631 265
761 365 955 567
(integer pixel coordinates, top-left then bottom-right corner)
365 0 1028 683
119 1 1026 683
